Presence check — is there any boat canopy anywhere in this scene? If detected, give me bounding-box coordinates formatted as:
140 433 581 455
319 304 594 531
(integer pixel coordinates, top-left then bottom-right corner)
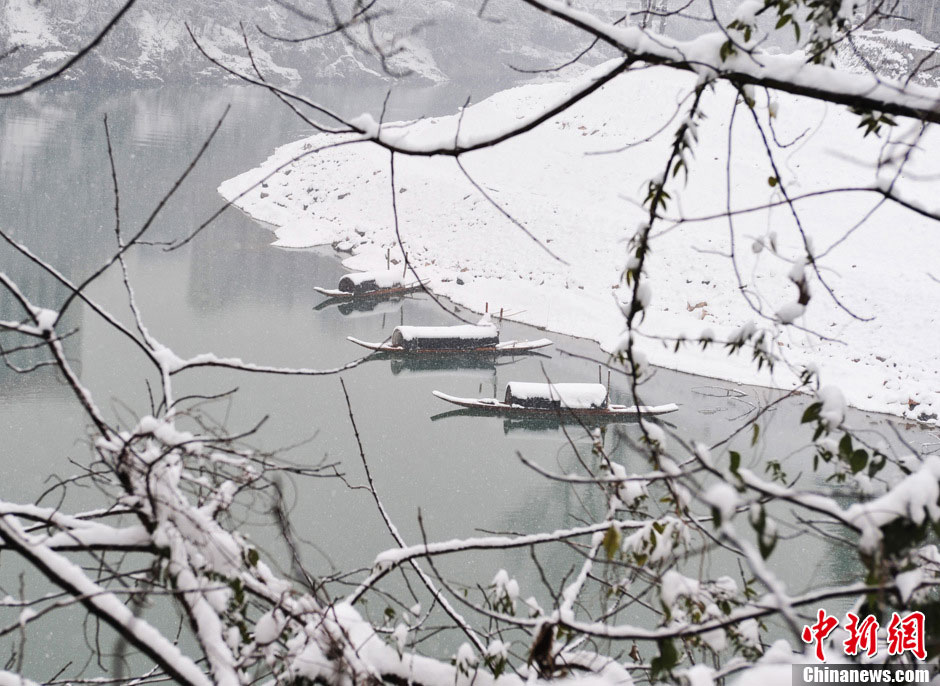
390 324 500 351
504 382 608 409
338 269 406 294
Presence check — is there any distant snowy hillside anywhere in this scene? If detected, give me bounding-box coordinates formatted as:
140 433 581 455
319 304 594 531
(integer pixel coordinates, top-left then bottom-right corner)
0 0 612 89
4 1 939 90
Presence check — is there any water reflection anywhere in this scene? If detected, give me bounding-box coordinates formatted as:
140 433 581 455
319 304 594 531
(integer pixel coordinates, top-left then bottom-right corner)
312 293 411 317
385 350 548 376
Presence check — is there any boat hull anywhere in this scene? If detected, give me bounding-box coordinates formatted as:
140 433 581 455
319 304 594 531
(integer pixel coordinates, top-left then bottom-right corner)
431 391 678 416
347 336 553 353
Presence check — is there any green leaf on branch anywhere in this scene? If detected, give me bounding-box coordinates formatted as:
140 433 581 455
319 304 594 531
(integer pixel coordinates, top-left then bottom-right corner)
838 433 853 459
801 402 821 424
602 524 621 559
850 449 868 474
759 531 777 559
719 40 736 61
650 639 679 680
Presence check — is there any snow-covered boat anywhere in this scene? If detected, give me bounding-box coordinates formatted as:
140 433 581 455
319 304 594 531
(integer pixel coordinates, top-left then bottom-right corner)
314 269 423 299
347 318 552 354
432 382 678 417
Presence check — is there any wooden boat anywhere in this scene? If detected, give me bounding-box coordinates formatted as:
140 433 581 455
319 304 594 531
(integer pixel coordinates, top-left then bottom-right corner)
432 382 678 417
314 269 423 299
347 320 552 354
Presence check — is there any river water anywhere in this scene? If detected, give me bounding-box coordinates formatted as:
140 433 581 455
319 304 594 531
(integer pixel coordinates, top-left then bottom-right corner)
0 84 934 675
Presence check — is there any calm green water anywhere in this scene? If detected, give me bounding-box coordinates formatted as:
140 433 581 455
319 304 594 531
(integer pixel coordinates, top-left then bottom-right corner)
0 85 931 677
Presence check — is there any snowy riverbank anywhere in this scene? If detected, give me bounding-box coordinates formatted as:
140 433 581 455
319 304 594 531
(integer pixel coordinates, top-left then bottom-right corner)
219 60 940 423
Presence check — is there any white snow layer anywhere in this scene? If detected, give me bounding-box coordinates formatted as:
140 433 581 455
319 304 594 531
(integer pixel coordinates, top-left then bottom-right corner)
220 59 940 421
393 323 499 341
504 382 608 409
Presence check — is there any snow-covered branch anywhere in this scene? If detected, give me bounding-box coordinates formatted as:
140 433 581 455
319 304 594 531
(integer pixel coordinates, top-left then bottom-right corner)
520 0 940 124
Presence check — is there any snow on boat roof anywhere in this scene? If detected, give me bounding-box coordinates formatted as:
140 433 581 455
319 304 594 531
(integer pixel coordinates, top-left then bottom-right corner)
505 382 608 409
393 324 499 341
339 269 406 287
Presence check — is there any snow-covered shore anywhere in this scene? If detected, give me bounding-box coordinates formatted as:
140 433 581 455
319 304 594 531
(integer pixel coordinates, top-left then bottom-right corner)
219 60 940 423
